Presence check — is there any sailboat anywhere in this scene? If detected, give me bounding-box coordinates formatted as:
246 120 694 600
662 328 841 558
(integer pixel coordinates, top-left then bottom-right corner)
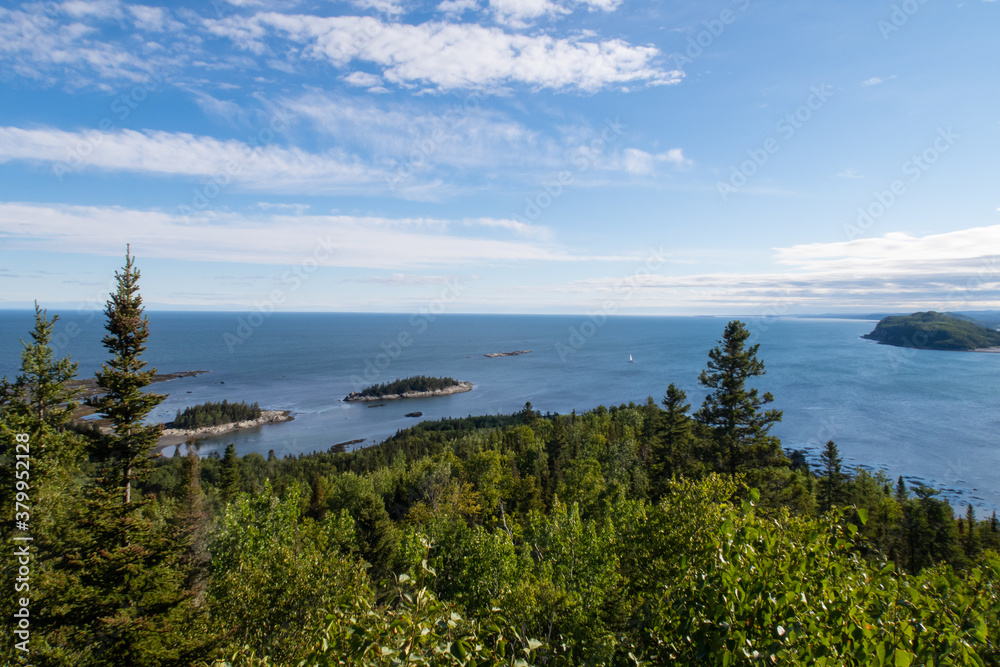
628 354 633 363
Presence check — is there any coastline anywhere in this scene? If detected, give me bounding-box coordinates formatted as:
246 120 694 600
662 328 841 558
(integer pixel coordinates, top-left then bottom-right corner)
975 347 1000 353
156 409 294 451
344 381 474 402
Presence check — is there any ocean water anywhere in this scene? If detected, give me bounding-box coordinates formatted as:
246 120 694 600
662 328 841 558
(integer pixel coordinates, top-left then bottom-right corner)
2 310 998 512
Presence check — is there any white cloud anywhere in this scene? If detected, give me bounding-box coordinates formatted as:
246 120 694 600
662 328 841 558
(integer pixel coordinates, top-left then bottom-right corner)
836 168 864 179
0 6 164 87
281 91 554 171
343 71 383 87
207 13 680 91
862 75 895 86
127 5 183 33
351 0 408 15
488 0 623 27
437 0 479 16
0 202 610 269
0 125 383 193
352 273 464 285
490 0 568 26
551 226 1000 311
620 147 690 174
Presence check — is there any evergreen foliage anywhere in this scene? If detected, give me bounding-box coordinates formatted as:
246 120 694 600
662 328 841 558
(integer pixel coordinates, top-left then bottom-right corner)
4 298 999 666
863 310 1000 351
172 400 261 429
817 439 847 513
694 320 785 476
355 375 462 398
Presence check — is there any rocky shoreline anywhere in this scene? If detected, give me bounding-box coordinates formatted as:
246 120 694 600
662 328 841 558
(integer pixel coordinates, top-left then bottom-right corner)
157 410 293 450
344 381 473 402
484 350 531 357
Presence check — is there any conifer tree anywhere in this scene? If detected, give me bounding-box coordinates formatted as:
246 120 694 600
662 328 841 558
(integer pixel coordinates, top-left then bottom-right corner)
220 442 242 502
963 503 980 558
649 384 697 499
695 320 784 477
65 248 204 665
0 303 80 438
91 248 165 505
816 440 847 512
0 305 89 664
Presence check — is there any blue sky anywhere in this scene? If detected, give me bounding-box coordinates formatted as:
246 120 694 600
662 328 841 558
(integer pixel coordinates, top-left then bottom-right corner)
1 0 998 315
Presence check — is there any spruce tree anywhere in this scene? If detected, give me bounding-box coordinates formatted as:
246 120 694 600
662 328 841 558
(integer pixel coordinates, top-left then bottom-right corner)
220 442 242 502
0 306 89 664
816 440 847 513
66 248 204 665
91 249 165 505
649 384 697 499
694 320 784 477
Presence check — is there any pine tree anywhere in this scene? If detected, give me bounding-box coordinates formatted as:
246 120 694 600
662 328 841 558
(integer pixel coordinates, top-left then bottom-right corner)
816 440 847 513
694 320 784 477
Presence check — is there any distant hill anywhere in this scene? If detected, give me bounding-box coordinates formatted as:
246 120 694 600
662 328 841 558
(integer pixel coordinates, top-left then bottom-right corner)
862 311 1000 351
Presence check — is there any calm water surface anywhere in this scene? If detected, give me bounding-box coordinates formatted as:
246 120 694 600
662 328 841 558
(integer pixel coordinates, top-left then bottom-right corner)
2 311 998 511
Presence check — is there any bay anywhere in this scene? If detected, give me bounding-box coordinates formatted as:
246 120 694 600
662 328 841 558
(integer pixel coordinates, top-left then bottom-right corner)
2 310 998 512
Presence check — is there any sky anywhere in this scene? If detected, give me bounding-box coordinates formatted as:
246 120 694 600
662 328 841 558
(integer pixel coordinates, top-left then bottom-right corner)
0 0 998 315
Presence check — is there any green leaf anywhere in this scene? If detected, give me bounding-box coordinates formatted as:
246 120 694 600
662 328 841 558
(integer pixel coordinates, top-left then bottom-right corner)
856 508 868 525
894 650 913 667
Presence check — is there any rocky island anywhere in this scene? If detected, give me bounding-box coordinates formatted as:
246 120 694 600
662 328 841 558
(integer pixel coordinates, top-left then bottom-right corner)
159 409 293 449
862 311 1000 351
344 375 473 402
484 350 532 357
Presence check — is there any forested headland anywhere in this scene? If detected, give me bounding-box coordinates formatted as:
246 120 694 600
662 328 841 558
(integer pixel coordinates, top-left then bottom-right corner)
863 311 1000 351
1 252 998 666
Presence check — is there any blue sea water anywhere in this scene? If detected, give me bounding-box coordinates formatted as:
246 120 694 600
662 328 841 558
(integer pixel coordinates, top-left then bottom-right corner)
2 310 998 512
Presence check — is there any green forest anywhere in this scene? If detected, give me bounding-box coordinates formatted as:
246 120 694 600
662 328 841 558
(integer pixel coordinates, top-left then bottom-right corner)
2 252 999 666
172 401 263 430
352 375 464 399
863 311 1000 351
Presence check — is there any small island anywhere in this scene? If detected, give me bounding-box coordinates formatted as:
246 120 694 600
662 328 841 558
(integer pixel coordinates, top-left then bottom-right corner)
484 350 532 357
158 399 293 449
862 311 1000 351
344 375 473 402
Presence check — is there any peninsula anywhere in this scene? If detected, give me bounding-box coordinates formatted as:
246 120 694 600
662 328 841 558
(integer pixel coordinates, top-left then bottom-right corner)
862 311 1000 351
484 350 532 357
344 375 473 402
